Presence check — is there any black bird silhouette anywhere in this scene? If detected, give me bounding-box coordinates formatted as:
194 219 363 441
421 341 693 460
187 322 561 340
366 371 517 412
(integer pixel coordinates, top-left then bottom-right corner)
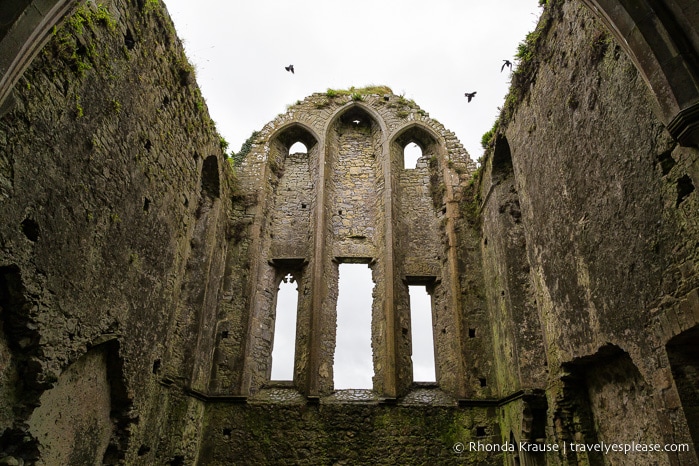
464 91 477 102
501 60 512 72
285 64 294 74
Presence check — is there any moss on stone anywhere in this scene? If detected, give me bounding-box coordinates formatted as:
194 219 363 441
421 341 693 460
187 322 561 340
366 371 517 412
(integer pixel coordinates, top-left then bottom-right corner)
325 85 393 98
232 130 261 166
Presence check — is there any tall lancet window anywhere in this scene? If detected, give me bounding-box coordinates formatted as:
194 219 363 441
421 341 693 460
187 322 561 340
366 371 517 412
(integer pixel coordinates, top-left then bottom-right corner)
270 274 298 381
334 263 374 389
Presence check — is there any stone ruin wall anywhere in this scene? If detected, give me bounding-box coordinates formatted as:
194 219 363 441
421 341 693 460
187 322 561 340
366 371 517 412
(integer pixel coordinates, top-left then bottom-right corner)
479 1 699 465
0 0 232 463
221 91 486 400
0 0 698 464
197 89 507 464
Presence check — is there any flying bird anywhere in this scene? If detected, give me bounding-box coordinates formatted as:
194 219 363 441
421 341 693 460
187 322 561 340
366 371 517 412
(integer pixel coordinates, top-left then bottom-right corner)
464 92 477 102
285 64 294 74
501 60 512 72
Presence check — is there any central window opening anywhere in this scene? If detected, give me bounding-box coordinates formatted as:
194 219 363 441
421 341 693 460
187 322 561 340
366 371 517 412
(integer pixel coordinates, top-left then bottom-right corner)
409 285 436 382
270 274 298 381
404 142 423 169
288 141 307 154
334 263 374 389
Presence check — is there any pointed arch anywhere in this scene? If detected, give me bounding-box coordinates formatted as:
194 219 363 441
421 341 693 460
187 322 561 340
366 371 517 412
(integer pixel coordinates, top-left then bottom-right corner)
390 122 445 170
324 101 389 138
267 122 319 259
390 121 444 147
580 0 699 145
269 122 320 154
0 0 79 115
305 101 392 396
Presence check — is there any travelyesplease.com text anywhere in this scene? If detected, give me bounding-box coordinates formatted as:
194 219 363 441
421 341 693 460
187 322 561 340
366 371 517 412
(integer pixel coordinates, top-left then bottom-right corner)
453 441 691 455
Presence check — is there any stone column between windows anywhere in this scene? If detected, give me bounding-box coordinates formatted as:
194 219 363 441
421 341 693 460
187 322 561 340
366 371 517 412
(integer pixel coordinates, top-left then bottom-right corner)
381 135 398 399
307 139 328 397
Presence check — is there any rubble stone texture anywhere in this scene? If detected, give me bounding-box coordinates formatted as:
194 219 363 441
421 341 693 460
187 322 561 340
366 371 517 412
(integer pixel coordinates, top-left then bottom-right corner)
0 0 698 464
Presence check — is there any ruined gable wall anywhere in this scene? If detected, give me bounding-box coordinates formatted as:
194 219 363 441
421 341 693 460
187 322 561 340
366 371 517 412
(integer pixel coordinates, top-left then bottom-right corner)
197 92 509 463
0 0 232 463
218 92 486 399
480 0 699 463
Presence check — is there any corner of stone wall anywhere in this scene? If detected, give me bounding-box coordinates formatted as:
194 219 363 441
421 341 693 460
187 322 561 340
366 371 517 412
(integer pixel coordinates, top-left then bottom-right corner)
0 0 232 462
475 0 699 462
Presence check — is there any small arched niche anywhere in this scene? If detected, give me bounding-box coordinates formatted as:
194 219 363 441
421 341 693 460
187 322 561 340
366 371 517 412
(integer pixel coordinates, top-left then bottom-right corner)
666 325 699 458
272 123 317 157
393 125 440 171
332 105 383 138
201 155 220 199
491 134 513 182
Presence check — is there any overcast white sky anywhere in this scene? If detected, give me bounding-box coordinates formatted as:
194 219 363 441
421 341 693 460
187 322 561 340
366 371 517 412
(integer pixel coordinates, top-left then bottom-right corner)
164 0 543 161
163 0 543 389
